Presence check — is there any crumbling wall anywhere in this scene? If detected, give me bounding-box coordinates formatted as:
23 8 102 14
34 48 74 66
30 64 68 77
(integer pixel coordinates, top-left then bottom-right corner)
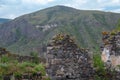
102 31 120 68
46 34 95 80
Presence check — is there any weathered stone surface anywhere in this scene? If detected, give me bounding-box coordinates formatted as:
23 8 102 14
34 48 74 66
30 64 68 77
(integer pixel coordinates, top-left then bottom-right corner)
101 31 120 68
101 31 120 79
46 34 95 80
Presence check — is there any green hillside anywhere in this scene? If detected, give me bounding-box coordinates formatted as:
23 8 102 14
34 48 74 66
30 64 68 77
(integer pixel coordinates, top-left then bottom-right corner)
0 5 120 55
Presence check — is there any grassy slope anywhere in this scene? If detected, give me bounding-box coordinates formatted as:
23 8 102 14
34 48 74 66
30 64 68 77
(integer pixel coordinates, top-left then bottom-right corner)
0 6 120 55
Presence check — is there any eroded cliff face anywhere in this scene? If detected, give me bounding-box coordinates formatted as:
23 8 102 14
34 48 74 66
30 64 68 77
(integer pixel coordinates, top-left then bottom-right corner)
46 34 95 80
102 31 120 69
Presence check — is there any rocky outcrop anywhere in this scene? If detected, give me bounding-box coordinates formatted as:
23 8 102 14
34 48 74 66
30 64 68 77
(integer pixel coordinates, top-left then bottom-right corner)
46 34 95 80
35 23 57 31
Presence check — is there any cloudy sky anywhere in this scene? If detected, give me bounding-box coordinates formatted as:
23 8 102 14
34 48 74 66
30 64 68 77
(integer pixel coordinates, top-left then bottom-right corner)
0 0 120 19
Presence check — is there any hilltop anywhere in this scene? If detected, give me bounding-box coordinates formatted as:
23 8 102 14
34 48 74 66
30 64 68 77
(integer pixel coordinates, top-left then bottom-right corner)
0 5 120 55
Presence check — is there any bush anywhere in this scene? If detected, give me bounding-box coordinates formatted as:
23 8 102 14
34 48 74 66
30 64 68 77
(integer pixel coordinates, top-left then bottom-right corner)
93 53 115 80
93 53 107 80
34 64 46 76
0 56 10 63
18 62 36 68
93 53 105 72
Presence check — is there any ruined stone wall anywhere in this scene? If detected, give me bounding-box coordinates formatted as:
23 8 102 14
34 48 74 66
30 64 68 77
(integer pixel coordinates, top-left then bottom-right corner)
46 34 95 80
102 31 120 68
46 34 120 80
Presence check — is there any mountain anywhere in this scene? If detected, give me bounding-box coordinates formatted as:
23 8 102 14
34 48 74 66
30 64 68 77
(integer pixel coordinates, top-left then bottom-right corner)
0 18 11 24
0 5 120 55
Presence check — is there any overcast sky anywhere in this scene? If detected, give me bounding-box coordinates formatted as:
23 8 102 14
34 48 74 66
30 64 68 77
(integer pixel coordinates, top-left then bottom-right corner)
0 0 120 19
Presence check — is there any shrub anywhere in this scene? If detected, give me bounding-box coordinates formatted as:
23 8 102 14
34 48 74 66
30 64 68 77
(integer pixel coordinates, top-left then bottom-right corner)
93 53 116 80
34 64 46 76
93 53 107 80
16 62 36 74
93 53 105 71
18 62 36 68
0 56 10 63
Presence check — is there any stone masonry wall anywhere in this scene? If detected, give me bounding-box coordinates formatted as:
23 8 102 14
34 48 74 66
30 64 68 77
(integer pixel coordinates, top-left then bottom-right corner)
102 31 120 68
46 34 95 80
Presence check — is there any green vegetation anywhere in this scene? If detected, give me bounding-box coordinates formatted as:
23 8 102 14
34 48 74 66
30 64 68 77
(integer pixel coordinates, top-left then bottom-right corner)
93 53 116 80
0 53 46 79
1 6 120 79
93 53 107 80
30 51 39 64
93 53 105 72
0 61 45 76
34 64 46 76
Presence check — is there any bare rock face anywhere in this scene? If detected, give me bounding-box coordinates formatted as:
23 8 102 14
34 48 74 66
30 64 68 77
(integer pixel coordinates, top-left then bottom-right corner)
46 34 95 80
101 31 120 69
